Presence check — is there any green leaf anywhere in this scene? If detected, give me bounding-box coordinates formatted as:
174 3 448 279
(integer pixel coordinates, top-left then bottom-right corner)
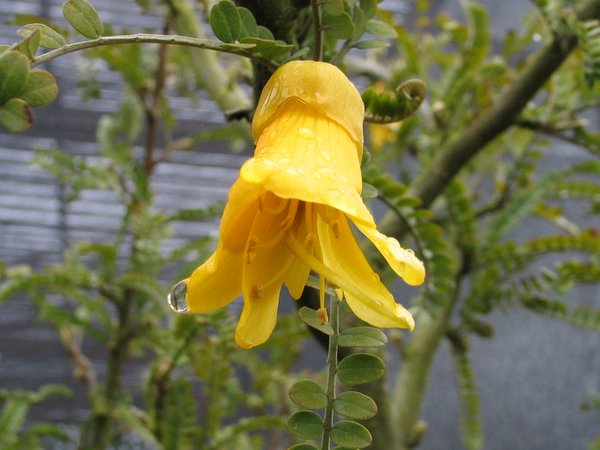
334 391 377 420
17 24 66 49
354 39 390 49
0 98 32 132
366 19 397 38
361 182 378 199
209 1 241 43
287 410 323 440
298 306 333 336
238 7 258 38
450 344 483 450
322 12 355 40
0 50 29 103
20 69 58 107
359 0 378 19
240 37 294 60
338 326 387 348
322 0 345 16
14 29 41 60
288 444 320 450
337 353 385 386
0 396 29 445
62 0 103 39
257 25 274 40
331 420 372 448
289 379 327 409
351 5 367 40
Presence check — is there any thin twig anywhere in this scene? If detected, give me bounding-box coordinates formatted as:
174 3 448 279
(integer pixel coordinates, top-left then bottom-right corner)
31 33 276 70
144 23 171 173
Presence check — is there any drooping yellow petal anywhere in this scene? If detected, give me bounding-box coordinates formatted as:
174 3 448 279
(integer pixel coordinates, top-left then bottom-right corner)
219 178 263 250
353 220 425 286
284 257 311 299
187 178 260 313
235 280 283 349
242 194 296 303
187 248 242 313
314 206 414 329
252 61 365 156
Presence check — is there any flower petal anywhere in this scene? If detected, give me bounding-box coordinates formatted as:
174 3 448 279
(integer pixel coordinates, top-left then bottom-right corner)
314 206 414 329
235 281 282 349
252 61 364 152
284 257 311 299
242 194 295 302
241 99 373 222
186 248 242 313
219 178 263 250
235 192 298 347
353 220 425 286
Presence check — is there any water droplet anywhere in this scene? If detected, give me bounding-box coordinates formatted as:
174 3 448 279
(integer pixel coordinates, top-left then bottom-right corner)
319 149 332 161
298 127 315 138
286 167 305 177
167 280 189 313
315 168 335 181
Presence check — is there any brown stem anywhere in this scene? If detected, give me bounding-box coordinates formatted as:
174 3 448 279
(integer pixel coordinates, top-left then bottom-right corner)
144 23 171 174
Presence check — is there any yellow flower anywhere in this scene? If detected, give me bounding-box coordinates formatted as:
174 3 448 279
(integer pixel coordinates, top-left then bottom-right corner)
182 61 425 349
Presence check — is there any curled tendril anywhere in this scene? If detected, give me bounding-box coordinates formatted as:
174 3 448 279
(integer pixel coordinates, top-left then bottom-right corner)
363 79 427 124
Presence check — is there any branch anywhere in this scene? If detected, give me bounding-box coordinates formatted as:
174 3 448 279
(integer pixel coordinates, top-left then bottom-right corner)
31 33 274 69
379 0 600 240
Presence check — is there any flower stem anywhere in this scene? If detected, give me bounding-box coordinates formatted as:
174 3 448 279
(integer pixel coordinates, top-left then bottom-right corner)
320 295 340 450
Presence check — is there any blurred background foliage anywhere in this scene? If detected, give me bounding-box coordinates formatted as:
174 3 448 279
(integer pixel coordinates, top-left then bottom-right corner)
0 0 599 449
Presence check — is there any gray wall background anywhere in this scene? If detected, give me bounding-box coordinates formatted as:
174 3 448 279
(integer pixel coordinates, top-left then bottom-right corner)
1 0 598 449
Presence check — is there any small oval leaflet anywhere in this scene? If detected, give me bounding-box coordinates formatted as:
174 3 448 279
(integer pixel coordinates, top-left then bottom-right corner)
209 0 241 43
17 24 67 49
333 391 377 420
0 98 32 133
289 379 327 409
62 0 104 39
287 444 319 450
14 29 41 60
338 326 387 347
337 353 385 386
331 420 372 448
298 306 333 336
365 19 398 38
21 70 59 107
167 280 189 313
0 50 29 104
287 410 323 441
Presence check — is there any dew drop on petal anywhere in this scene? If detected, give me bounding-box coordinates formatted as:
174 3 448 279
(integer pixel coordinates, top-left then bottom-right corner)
298 127 315 138
319 149 332 162
167 280 189 313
